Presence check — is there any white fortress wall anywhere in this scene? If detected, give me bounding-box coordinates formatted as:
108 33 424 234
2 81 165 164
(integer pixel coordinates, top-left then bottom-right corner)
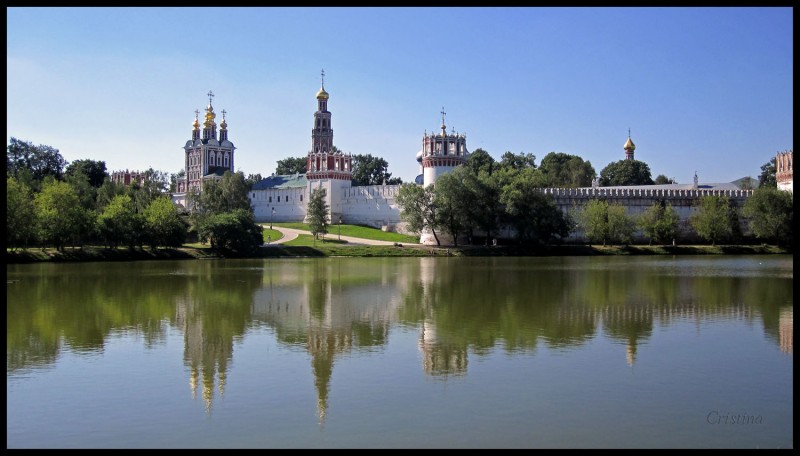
251 187 307 223
338 184 406 231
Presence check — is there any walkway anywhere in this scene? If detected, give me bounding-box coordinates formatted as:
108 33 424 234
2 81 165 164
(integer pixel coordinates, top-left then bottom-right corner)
261 225 414 246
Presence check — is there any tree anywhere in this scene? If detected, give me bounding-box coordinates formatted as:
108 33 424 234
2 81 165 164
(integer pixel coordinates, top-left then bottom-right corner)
465 148 495 176
654 174 675 185
599 160 654 186
65 159 107 188
96 194 138 249
245 173 263 191
96 179 127 212
606 203 636 245
689 195 733 246
7 137 68 190
576 199 609 245
144 195 187 248
537 152 596 188
637 202 680 245
500 168 570 245
306 186 329 243
758 157 777 188
742 187 793 247
432 168 472 246
351 154 400 186
498 151 536 171
275 156 307 175
189 170 252 229
34 179 85 250
198 209 262 253
65 169 98 211
130 168 171 213
6 176 36 249
396 183 439 245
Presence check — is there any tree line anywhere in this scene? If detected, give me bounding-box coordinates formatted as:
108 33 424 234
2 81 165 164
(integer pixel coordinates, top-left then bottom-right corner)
7 137 263 253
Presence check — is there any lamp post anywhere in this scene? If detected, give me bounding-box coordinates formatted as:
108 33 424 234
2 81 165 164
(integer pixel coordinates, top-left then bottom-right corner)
270 207 275 230
338 216 342 241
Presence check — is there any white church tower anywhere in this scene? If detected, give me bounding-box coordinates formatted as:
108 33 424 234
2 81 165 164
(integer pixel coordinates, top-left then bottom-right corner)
421 108 468 187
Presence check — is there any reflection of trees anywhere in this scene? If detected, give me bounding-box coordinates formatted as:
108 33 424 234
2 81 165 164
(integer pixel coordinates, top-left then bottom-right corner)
7 262 182 374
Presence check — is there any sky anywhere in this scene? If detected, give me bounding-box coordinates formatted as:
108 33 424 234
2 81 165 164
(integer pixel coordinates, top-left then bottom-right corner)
7 7 793 185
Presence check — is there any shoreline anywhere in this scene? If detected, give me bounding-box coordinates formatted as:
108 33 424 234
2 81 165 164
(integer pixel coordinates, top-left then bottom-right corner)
5 243 791 264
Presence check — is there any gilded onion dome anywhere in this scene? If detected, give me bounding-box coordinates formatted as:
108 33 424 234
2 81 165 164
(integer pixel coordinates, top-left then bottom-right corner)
624 136 636 150
192 117 200 130
204 104 216 127
316 87 329 100
220 117 227 130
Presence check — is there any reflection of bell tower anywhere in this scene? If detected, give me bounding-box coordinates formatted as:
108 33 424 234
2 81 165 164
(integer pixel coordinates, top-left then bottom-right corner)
176 296 233 414
308 330 352 424
779 308 793 354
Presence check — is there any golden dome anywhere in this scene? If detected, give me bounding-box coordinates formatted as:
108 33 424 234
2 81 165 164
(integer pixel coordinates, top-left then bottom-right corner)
192 118 200 129
624 136 636 150
220 118 227 129
316 87 329 100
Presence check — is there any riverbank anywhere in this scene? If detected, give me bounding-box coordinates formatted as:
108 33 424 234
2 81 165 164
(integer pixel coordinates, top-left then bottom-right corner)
5 243 790 264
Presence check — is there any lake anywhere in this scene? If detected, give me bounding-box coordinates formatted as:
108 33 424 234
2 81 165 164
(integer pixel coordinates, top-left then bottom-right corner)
6 255 793 448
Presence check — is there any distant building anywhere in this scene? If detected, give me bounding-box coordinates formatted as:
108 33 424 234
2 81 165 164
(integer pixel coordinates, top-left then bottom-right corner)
110 169 146 186
776 149 793 193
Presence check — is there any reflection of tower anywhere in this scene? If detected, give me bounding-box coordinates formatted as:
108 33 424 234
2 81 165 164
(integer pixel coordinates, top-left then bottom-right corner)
307 329 352 424
175 296 233 414
601 304 653 367
779 308 793 354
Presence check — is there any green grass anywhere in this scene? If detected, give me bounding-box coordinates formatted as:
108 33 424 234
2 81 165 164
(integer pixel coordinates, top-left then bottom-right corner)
261 228 284 243
272 222 419 244
283 234 349 247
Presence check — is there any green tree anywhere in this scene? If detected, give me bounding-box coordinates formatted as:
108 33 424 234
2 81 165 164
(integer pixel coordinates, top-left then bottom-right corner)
130 168 170 213
6 176 36 249
275 156 307 175
65 169 98 211
500 168 570 245
498 151 536 171
689 195 733 246
606 203 636 245
742 187 793 247
245 173 263 191
465 148 495 176
65 159 107 188
432 168 472 246
198 209 263 253
306 186 329 243
757 157 777 188
599 160 654 186
576 199 627 246
95 178 127 211
351 154 401 186
537 152 596 188
654 174 675 185
144 195 187 248
189 171 252 230
7 137 68 190
34 179 84 250
96 194 138 249
396 183 439 245
637 202 680 245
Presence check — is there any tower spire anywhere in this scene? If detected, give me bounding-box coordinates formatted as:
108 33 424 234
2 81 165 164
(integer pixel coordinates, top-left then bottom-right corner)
207 90 215 106
321 68 325 90
440 107 447 136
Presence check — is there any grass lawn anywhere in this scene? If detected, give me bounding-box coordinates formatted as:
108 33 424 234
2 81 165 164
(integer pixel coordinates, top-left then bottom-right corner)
261 228 284 243
272 222 419 244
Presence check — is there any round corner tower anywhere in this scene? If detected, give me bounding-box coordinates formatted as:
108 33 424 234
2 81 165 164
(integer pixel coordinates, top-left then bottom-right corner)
421 108 468 187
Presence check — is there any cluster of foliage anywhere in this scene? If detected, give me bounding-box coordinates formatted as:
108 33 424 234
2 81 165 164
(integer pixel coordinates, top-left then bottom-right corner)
397 150 571 246
187 170 263 253
306 187 330 243
6 138 186 251
351 154 403 186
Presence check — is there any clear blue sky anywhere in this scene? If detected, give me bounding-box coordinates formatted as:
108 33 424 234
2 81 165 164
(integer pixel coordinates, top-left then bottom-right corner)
7 7 793 185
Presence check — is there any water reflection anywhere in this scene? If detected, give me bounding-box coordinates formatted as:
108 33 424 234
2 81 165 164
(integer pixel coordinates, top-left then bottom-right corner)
6 256 793 420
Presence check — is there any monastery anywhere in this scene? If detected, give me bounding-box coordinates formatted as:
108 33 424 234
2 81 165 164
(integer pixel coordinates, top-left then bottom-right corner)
169 75 791 245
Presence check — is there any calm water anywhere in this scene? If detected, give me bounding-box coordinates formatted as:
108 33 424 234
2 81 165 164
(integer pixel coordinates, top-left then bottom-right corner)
6 255 793 448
